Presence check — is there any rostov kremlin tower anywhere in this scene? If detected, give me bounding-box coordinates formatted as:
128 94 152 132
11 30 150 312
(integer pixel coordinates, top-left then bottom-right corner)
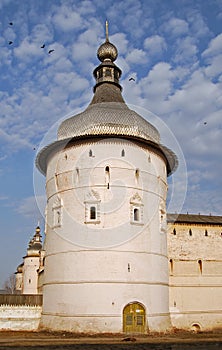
36 22 177 333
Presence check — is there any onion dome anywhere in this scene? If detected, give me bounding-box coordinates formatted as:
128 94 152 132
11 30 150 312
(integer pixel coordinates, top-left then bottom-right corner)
16 262 24 274
36 22 178 176
26 226 42 256
97 21 118 62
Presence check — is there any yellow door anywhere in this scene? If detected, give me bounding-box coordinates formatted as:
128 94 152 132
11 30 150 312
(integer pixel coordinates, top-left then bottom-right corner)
123 302 146 333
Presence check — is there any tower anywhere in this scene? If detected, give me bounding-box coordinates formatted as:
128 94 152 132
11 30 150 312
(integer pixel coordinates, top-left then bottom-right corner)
36 23 177 333
22 226 42 294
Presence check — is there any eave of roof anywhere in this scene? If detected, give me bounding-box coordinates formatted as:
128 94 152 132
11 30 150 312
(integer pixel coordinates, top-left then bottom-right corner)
167 213 222 225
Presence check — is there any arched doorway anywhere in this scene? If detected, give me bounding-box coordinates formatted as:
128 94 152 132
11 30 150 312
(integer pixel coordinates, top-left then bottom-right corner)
123 302 146 333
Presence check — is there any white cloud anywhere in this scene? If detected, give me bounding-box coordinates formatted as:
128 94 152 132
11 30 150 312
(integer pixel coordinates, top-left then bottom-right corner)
52 5 83 32
126 48 147 65
162 17 189 37
173 37 198 63
202 33 222 57
144 35 166 56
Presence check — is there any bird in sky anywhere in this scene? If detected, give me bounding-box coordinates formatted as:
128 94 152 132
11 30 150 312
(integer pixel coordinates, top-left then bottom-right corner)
48 49 54 54
41 44 45 48
9 22 13 25
129 77 135 81
204 122 207 125
8 41 13 45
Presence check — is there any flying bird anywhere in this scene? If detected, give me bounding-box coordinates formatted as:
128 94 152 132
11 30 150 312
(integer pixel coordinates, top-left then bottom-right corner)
204 122 207 125
129 77 135 81
9 22 13 25
48 49 54 54
8 41 13 45
41 44 45 48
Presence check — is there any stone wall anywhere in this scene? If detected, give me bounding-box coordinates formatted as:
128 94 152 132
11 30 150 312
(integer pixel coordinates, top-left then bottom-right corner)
0 305 42 331
167 222 222 331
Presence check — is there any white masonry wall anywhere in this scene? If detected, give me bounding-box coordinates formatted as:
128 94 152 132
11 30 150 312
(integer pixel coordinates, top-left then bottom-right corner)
168 222 222 331
0 305 42 331
40 138 170 333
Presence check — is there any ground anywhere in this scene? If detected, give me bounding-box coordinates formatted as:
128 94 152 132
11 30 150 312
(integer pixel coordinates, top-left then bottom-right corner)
0 330 222 349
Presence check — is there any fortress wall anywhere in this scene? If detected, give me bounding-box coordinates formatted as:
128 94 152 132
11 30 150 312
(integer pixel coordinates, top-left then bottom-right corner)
0 305 42 331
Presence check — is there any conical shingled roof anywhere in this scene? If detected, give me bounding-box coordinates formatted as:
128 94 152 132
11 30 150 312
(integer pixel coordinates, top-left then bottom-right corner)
36 24 178 176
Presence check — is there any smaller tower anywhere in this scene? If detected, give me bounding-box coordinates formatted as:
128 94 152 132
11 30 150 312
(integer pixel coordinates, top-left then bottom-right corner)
22 226 42 294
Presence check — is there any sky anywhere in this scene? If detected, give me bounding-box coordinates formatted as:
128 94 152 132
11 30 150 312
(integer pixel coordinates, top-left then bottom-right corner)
0 0 222 288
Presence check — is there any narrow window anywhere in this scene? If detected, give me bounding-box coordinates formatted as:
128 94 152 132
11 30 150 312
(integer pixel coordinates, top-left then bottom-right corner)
128 263 130 272
169 259 173 275
135 168 139 177
134 208 139 221
29 279 31 284
198 260 202 274
105 166 110 189
90 206 96 220
89 149 93 157
205 229 208 236
56 210 61 226
189 229 192 236
173 228 176 235
121 149 125 157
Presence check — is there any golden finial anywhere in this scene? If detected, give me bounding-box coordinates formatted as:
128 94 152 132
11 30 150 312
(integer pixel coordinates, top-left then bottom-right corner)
105 20 109 42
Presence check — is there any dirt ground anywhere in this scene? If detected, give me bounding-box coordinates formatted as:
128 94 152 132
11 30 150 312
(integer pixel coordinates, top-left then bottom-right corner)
0 330 222 349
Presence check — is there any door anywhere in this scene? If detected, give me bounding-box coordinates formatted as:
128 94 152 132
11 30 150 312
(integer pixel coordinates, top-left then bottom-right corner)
123 302 146 333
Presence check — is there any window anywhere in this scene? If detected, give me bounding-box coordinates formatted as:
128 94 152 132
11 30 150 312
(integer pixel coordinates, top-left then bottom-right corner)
90 206 96 220
84 191 101 224
121 149 125 157
105 68 111 76
198 259 202 274
52 197 62 228
173 228 176 235
105 166 110 189
169 259 173 275
133 208 139 221
130 193 143 225
189 229 192 236
160 205 167 233
89 149 93 157
205 229 208 236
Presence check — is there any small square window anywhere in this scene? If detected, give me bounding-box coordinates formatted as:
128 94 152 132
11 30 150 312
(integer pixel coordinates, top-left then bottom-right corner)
85 201 100 224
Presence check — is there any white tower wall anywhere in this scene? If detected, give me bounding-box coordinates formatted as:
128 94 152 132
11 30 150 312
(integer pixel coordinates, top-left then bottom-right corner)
40 138 170 332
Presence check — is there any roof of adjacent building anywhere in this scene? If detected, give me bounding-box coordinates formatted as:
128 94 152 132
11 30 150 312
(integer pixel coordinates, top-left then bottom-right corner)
167 213 222 225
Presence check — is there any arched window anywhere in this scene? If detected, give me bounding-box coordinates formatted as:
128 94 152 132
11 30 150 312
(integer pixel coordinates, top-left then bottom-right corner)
205 229 208 236
173 228 176 235
189 229 192 236
105 166 110 189
133 208 139 221
169 259 173 275
90 206 96 220
198 259 202 274
121 149 125 157
89 149 93 157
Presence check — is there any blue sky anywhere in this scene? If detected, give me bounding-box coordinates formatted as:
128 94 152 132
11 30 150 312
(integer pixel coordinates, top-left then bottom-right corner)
0 0 222 288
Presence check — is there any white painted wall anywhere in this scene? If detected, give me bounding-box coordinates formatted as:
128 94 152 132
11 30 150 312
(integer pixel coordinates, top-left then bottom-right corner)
40 138 170 333
0 305 41 331
168 222 222 331
22 256 40 294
